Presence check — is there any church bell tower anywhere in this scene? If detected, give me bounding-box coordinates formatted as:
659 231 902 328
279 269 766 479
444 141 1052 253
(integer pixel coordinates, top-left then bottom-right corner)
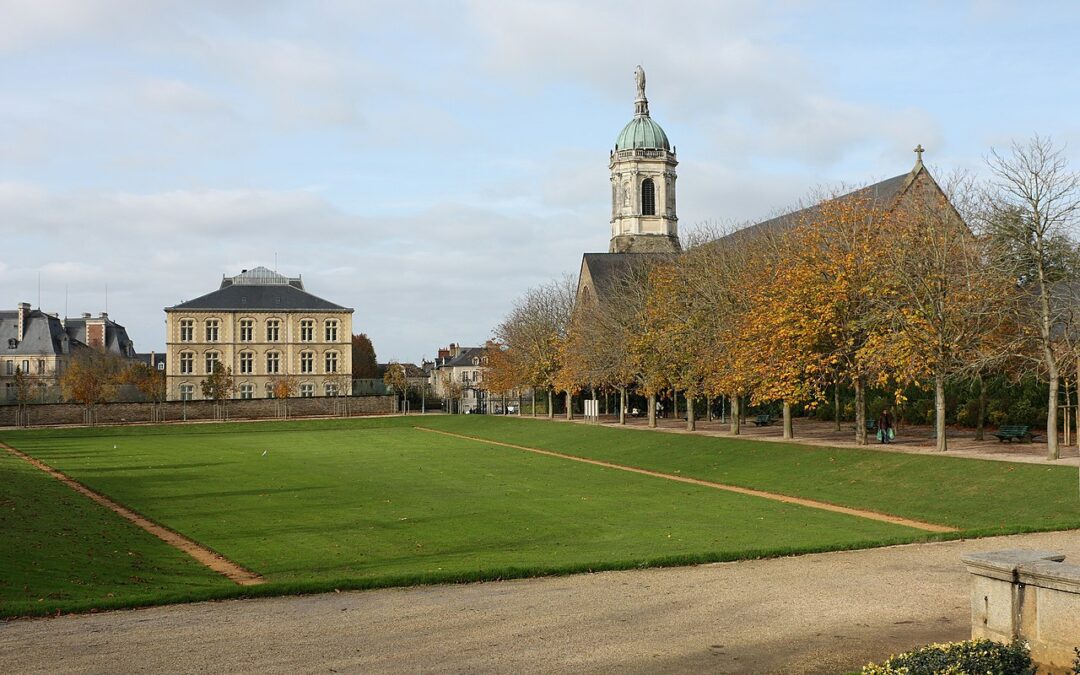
609 66 680 254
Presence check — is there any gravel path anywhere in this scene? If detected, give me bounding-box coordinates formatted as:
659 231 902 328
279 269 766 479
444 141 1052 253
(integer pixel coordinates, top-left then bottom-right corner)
4 530 1079 674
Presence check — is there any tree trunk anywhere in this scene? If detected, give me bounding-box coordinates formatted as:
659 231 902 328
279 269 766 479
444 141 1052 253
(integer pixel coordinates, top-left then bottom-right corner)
706 396 712 422
532 389 536 417
834 380 841 431
1048 368 1060 460
619 386 626 425
730 395 741 435
565 391 573 421
686 395 695 431
854 376 866 445
782 400 793 440
547 389 553 419
934 371 947 452
674 390 679 419
975 375 986 441
648 393 657 428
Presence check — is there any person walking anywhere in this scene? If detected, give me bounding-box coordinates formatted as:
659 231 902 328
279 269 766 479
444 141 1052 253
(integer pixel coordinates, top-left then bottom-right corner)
877 408 894 444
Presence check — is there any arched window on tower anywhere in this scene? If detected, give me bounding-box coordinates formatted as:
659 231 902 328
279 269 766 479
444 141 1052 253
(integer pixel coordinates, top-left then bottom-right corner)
641 177 656 216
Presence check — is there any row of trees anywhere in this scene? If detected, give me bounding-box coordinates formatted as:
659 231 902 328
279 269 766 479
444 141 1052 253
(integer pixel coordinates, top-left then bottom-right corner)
486 137 1080 459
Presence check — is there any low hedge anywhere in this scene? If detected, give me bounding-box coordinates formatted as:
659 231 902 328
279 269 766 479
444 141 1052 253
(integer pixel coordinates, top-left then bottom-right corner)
861 639 1035 674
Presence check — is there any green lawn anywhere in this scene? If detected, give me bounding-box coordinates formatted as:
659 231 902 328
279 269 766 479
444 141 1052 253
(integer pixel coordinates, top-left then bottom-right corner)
0 450 234 617
2 414 1077 617
416 416 1080 533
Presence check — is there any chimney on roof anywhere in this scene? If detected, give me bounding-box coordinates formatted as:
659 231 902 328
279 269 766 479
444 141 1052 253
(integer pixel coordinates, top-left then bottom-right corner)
17 302 30 341
99 312 108 320
82 312 91 319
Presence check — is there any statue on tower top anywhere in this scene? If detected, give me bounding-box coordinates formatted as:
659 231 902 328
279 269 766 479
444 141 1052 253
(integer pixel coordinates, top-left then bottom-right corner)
633 65 649 117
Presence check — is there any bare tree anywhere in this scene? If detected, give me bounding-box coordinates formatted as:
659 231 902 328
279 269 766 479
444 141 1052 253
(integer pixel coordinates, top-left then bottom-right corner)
494 275 576 419
980 136 1080 459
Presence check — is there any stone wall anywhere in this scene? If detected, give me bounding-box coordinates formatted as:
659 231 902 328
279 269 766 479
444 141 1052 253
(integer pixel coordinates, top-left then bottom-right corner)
0 396 395 428
963 549 1080 670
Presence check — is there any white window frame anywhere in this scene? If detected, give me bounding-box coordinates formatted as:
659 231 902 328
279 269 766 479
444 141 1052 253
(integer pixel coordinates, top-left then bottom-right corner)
179 384 194 401
179 352 194 375
300 351 314 374
239 319 254 342
239 351 253 374
299 383 314 398
300 319 314 342
239 383 254 399
325 319 338 342
205 319 220 342
180 319 194 342
205 352 220 375
266 319 281 342
325 351 338 374
266 351 281 374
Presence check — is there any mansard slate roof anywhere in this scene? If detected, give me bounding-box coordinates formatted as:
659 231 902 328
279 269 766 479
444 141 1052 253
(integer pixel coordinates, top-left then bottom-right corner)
0 310 76 356
167 268 352 312
439 347 485 369
64 317 136 357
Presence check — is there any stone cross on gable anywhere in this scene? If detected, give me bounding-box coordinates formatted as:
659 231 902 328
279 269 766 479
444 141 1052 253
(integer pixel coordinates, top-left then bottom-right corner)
914 144 925 162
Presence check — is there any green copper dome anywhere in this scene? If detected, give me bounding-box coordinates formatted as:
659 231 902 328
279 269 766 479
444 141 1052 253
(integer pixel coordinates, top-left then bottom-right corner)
615 115 670 151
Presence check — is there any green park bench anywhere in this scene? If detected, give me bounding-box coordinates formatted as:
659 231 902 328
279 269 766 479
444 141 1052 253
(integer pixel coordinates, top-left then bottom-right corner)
754 414 774 426
992 425 1040 443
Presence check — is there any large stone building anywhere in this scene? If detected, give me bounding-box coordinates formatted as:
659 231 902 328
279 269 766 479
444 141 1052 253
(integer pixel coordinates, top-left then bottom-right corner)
0 303 136 402
164 267 353 401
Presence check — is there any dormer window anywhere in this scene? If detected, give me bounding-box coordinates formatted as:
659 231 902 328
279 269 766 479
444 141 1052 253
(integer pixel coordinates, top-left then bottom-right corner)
7 338 16 349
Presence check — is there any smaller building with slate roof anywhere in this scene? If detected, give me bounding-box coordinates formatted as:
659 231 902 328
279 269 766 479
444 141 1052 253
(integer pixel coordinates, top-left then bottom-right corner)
430 344 489 413
163 267 354 401
1 303 139 402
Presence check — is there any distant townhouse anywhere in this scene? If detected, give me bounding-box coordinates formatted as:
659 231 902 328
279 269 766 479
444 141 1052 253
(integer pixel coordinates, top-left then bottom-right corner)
430 343 487 412
164 267 353 401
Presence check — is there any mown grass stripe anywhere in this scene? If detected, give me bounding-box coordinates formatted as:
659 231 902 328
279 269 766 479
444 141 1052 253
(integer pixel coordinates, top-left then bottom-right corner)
416 426 957 534
0 441 265 586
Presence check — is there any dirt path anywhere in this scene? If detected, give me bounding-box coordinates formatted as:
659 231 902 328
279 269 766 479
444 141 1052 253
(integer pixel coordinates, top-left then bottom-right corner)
0 442 264 586
3 529 1079 674
416 426 957 533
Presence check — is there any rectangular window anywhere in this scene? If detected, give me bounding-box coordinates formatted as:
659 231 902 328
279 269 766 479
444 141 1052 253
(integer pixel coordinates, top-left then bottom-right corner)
325 320 338 342
239 319 253 342
239 352 253 374
325 382 339 397
4 361 12 375
179 352 194 375
37 359 45 374
179 384 194 401
266 352 280 374
180 319 194 342
325 351 338 373
205 319 220 342
300 320 314 342
265 383 275 399
300 383 314 398
239 383 254 399
266 320 280 342
205 352 219 374
300 352 313 374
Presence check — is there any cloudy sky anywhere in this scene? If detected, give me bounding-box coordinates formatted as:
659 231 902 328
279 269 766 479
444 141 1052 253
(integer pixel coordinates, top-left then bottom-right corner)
3 1 1079 362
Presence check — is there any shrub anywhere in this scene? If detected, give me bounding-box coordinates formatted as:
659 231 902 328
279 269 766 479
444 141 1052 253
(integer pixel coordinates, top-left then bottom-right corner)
861 639 1035 675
